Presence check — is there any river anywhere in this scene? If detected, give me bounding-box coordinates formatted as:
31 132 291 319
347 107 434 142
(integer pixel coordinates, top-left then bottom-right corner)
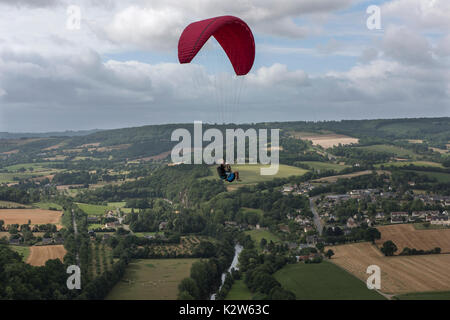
210 244 243 300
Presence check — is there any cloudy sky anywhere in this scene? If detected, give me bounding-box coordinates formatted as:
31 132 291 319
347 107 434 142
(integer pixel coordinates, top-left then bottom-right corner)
0 0 449 132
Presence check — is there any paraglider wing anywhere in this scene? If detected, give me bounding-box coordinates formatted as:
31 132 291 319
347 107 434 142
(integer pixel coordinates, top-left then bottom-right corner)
178 15 255 76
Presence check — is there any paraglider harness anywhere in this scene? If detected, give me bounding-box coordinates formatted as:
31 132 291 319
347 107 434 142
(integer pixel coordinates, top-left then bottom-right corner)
217 164 235 182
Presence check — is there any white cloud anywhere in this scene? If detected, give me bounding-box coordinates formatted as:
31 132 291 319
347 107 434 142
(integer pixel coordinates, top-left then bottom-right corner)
382 0 450 30
104 6 185 51
0 0 61 8
99 0 358 50
248 63 309 88
0 0 449 132
382 25 435 66
436 34 450 57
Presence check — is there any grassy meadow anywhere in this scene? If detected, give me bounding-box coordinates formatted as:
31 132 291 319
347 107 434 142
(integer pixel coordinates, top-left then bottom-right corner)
76 203 115 216
244 229 281 245
10 246 31 262
225 280 252 300
299 161 350 172
396 291 450 300
206 164 307 187
357 144 418 159
32 202 63 210
106 259 198 300
274 261 385 300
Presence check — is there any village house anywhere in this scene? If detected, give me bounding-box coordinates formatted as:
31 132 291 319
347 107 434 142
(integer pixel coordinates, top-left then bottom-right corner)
105 210 115 218
282 185 294 194
42 237 53 245
431 216 450 226
327 214 337 223
390 212 409 224
54 237 64 244
9 238 21 245
326 194 351 202
411 211 428 220
294 216 311 225
306 235 318 245
346 217 358 228
159 221 168 231
375 212 385 220
425 211 441 222
105 221 119 229
87 216 100 223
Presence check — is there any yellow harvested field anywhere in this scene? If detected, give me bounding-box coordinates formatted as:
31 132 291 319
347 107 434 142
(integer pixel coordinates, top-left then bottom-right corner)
0 209 62 226
376 224 450 253
328 242 450 294
43 143 64 150
27 245 67 266
299 134 359 148
430 147 448 154
1 149 19 155
140 150 172 161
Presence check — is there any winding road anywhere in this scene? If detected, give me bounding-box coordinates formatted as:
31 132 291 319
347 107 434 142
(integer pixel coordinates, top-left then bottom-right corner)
309 197 323 236
71 209 80 265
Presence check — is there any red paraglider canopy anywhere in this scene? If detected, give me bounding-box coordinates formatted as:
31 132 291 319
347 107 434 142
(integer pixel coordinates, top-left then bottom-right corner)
178 15 255 76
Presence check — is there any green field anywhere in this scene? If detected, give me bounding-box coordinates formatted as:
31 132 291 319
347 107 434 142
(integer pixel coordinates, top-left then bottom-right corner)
76 203 114 216
10 246 30 262
299 161 350 172
134 232 164 237
225 280 252 300
0 200 28 208
0 173 33 183
88 224 104 230
274 261 385 300
358 144 418 159
106 259 198 300
207 164 308 186
245 229 281 245
241 207 264 218
0 163 59 183
401 170 450 183
413 223 450 230
3 162 54 172
376 161 444 168
32 202 63 210
0 170 58 183
396 291 450 300
107 202 127 208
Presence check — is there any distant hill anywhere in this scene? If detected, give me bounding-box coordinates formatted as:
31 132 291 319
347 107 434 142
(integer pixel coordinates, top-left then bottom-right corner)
0 117 448 162
0 129 103 139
